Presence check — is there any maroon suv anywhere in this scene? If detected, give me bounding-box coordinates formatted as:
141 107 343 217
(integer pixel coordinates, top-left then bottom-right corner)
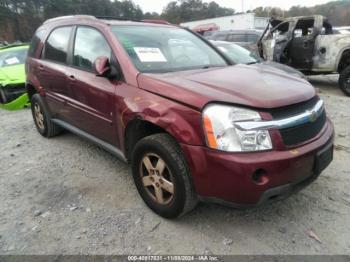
26 16 334 218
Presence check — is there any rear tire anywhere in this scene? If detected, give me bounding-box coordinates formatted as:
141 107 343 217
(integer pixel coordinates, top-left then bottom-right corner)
131 133 197 218
339 65 350 96
31 94 62 137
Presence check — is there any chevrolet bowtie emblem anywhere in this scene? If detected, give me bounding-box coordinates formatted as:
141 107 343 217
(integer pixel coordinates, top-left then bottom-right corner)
309 110 318 123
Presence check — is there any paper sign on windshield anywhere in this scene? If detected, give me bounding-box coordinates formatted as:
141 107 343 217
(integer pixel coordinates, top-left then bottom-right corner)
134 47 167 62
5 57 20 65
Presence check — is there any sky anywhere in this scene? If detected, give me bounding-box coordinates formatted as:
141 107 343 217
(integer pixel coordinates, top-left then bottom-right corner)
132 0 333 14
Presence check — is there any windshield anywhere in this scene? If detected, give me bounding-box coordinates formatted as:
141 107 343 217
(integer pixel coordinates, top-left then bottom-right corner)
213 42 259 65
112 25 227 73
0 48 28 68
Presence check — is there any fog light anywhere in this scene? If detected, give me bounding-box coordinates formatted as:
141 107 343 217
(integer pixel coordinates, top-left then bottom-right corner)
252 169 269 185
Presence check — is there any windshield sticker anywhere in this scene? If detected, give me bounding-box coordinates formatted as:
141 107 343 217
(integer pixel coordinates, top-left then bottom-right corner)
134 47 167 62
5 57 20 65
217 46 228 53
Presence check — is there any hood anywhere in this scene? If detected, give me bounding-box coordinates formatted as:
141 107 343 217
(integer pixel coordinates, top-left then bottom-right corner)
260 61 306 79
0 64 25 84
137 64 315 110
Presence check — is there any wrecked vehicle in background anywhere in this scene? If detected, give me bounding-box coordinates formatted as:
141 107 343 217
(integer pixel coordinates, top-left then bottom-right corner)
258 15 350 96
0 44 30 110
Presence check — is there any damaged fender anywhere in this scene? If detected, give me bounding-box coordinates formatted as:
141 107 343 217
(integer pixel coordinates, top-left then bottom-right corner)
115 82 205 153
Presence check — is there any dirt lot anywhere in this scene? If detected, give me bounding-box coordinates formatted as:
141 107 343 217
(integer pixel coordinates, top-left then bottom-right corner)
0 75 349 255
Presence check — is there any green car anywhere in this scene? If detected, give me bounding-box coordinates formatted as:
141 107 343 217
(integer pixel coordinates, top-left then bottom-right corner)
0 44 29 110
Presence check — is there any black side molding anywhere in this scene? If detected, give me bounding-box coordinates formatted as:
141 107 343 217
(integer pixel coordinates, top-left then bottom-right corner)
52 119 127 163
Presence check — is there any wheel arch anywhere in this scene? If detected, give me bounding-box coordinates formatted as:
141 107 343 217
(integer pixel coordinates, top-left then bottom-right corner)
26 82 38 100
124 118 169 161
337 48 350 73
123 108 204 161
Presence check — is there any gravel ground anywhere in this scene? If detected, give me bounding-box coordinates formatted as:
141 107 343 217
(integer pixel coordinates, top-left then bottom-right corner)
0 75 349 255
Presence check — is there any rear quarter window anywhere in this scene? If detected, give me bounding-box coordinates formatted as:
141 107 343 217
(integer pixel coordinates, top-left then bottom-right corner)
28 29 46 58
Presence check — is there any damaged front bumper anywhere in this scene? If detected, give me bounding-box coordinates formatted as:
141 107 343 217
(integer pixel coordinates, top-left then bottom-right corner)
0 83 30 110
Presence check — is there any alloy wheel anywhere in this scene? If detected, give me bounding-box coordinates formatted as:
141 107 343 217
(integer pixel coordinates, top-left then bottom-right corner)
34 103 45 130
139 153 175 205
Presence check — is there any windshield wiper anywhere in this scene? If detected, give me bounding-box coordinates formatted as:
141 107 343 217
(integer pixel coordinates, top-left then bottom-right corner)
246 61 258 65
201 65 223 69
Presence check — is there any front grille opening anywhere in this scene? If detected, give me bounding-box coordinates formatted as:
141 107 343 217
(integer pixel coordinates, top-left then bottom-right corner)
270 96 319 119
279 110 326 146
267 97 326 146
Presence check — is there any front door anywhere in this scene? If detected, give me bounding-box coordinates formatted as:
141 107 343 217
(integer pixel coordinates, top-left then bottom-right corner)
289 18 317 70
64 26 117 144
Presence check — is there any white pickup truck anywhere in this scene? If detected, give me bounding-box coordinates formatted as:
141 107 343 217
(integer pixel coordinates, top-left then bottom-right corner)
258 15 350 96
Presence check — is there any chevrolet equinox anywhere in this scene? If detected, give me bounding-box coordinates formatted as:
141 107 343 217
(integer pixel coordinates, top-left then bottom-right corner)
26 16 334 218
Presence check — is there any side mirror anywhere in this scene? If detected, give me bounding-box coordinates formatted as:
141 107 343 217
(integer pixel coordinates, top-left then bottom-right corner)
93 56 111 77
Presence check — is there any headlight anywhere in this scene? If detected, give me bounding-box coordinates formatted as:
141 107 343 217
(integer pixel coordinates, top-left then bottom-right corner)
203 104 272 152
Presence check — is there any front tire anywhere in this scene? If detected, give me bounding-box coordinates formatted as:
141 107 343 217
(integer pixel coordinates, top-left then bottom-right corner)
31 94 62 137
131 133 197 218
339 65 350 96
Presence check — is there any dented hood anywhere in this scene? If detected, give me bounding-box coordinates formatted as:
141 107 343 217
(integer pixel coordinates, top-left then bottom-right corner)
0 64 25 84
137 64 315 110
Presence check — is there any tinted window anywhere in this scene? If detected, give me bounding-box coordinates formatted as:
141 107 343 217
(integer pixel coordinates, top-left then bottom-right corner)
227 34 246 42
44 27 72 63
73 27 111 71
28 29 46 57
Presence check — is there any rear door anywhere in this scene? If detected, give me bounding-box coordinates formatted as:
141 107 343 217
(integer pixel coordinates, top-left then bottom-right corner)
37 26 73 117
64 26 117 144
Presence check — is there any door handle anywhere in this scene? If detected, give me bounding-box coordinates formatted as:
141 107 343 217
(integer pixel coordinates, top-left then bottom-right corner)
38 64 45 71
67 74 76 81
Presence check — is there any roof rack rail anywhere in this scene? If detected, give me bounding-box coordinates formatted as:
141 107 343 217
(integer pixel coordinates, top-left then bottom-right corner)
141 19 171 25
42 15 172 26
95 16 140 22
44 15 96 24
95 16 172 25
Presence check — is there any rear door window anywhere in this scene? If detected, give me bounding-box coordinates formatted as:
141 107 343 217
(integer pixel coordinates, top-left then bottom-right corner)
73 27 111 71
44 26 72 63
